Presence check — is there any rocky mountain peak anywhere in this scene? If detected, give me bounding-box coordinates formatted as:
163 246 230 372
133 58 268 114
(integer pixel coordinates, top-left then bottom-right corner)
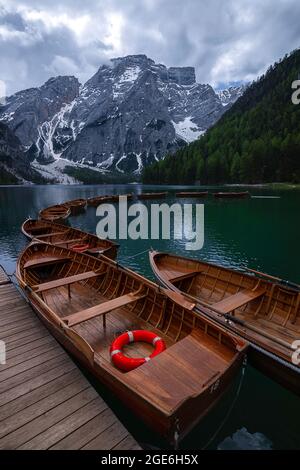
0 55 245 181
167 67 196 85
217 84 247 106
0 75 80 148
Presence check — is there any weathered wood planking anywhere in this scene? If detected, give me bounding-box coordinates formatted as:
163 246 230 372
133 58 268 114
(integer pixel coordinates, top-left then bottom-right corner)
0 267 141 450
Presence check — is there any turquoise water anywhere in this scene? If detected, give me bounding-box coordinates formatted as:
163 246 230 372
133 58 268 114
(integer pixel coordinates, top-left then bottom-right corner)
0 184 299 449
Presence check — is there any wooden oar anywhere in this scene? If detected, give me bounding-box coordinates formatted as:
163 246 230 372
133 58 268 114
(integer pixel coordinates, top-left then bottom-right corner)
246 268 300 290
223 313 296 351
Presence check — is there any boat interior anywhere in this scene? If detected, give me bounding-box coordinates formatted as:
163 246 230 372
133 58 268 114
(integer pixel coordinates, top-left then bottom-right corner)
23 220 117 256
19 243 245 414
23 220 69 238
152 253 300 350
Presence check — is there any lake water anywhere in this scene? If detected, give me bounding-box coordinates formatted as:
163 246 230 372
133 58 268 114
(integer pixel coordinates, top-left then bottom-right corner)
0 183 299 449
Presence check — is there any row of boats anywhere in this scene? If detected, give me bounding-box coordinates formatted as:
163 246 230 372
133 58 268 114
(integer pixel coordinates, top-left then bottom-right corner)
16 195 299 447
39 191 250 224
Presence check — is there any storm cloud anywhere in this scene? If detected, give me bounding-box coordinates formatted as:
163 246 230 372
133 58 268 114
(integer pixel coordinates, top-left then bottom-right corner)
1 0 300 95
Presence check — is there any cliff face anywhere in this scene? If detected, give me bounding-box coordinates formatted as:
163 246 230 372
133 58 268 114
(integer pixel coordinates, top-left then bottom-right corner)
0 76 80 149
0 122 44 183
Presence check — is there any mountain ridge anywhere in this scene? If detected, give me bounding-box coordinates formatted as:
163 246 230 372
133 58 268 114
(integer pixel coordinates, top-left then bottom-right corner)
0 54 245 183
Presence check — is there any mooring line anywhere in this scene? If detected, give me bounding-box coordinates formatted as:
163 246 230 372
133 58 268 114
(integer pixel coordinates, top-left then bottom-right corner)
122 248 150 260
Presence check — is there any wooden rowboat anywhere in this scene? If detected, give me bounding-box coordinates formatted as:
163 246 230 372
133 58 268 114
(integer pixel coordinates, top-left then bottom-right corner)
136 192 168 200
63 198 87 215
107 194 133 202
16 242 247 446
87 194 133 207
149 251 300 395
21 219 119 260
213 191 249 198
39 204 71 224
176 191 208 198
87 196 112 207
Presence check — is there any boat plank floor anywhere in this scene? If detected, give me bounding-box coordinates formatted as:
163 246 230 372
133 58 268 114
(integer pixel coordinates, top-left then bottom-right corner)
0 268 140 450
124 333 234 413
44 283 174 362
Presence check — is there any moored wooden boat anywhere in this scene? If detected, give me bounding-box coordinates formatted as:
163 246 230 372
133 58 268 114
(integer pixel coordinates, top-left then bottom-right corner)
136 192 168 200
16 242 247 446
64 198 87 215
87 194 133 207
109 193 133 202
213 191 249 198
149 251 300 395
87 195 112 207
176 191 208 198
39 204 71 224
21 219 119 260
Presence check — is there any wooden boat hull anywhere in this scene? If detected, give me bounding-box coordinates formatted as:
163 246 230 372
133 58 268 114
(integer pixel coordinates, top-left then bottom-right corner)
213 191 249 198
176 191 208 198
21 218 68 240
16 243 247 446
39 204 71 224
149 251 300 396
110 194 133 202
21 219 119 260
248 344 300 396
87 196 111 207
87 195 132 207
137 192 168 200
64 199 87 215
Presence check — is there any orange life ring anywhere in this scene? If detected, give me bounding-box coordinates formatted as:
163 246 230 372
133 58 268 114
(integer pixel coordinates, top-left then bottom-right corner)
72 243 90 252
110 330 166 372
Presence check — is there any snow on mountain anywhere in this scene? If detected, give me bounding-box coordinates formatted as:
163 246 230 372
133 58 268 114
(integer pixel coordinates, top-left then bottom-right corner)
217 85 247 106
0 55 245 181
172 117 205 142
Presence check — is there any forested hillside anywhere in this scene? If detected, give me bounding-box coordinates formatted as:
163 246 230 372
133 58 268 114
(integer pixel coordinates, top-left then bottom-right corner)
143 48 300 184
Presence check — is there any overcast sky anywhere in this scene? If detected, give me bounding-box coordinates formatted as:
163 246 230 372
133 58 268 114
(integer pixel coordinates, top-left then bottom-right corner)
1 0 300 95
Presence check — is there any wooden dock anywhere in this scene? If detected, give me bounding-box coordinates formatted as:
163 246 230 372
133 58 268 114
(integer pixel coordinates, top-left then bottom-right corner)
0 266 141 450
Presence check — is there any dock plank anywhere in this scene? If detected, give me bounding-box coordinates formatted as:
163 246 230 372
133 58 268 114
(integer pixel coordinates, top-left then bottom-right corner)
0 266 141 450
50 408 117 450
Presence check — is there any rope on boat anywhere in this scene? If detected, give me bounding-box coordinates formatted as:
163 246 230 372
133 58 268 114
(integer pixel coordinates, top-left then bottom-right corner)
122 249 150 260
201 355 247 450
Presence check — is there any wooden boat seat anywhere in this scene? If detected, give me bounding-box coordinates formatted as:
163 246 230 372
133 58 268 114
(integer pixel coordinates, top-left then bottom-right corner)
126 333 230 413
52 237 86 246
33 270 100 293
212 287 266 314
64 291 147 327
24 256 71 269
28 226 51 233
33 231 67 239
169 271 202 283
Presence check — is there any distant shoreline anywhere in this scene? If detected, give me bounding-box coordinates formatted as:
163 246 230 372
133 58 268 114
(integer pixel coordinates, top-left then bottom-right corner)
0 181 299 189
